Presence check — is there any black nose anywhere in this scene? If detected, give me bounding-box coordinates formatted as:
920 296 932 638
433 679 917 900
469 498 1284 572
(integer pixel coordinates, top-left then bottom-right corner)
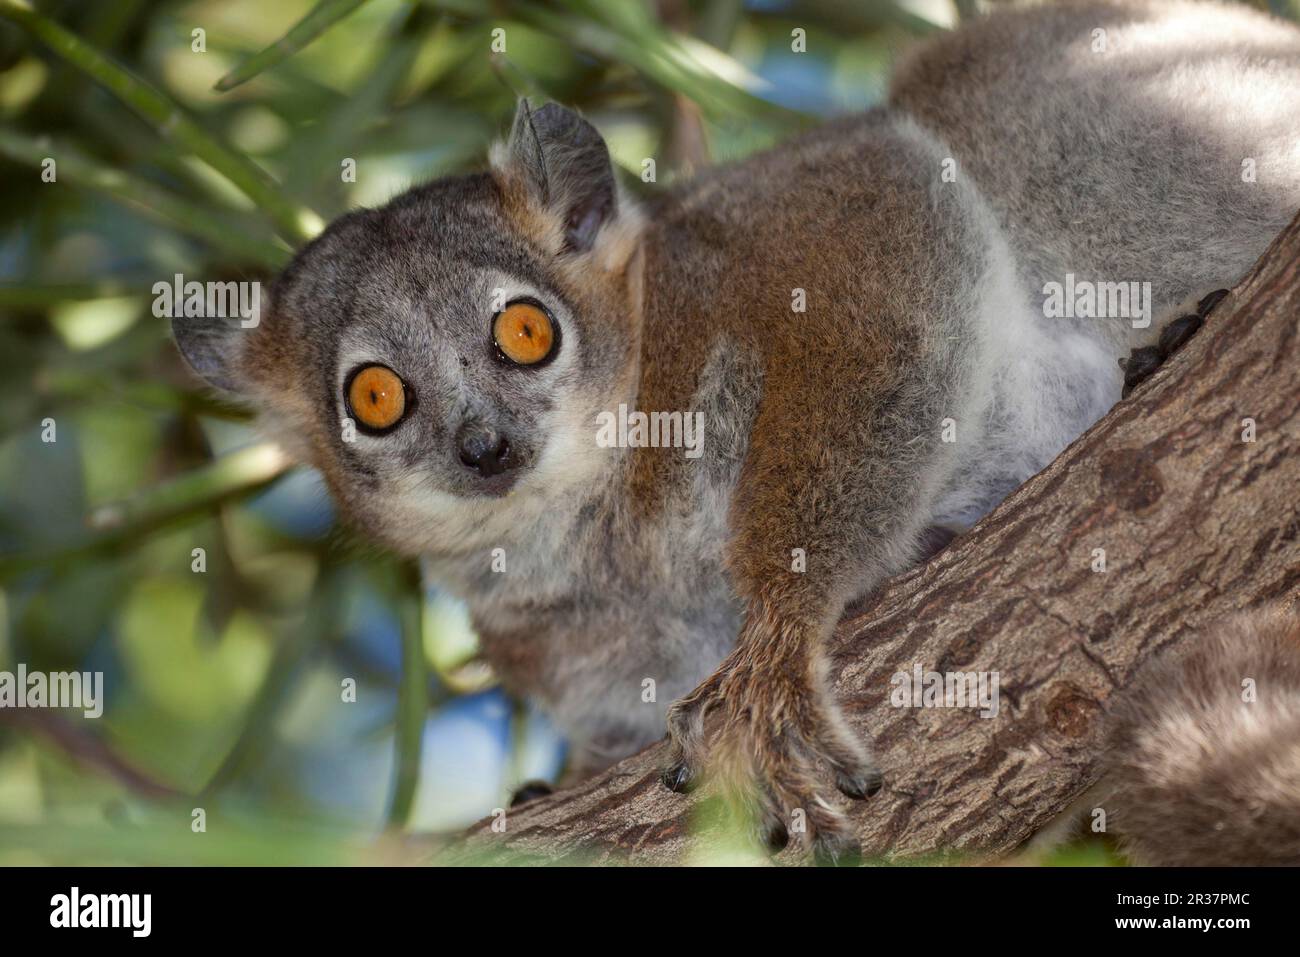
456 423 511 477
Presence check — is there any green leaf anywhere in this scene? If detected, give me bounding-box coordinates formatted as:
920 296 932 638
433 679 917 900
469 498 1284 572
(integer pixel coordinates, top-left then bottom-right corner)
512 0 810 125
0 0 323 244
213 0 374 92
0 443 293 581
0 128 290 268
387 561 430 830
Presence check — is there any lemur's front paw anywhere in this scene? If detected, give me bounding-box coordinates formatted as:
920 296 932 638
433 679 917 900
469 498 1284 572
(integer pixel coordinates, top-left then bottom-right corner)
661 650 880 864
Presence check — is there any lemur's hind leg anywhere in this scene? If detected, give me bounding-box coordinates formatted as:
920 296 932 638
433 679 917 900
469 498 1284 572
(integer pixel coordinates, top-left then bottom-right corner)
1119 289 1229 398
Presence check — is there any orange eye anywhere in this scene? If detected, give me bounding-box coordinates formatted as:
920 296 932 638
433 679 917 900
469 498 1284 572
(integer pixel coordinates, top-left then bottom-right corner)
493 301 555 366
347 365 406 432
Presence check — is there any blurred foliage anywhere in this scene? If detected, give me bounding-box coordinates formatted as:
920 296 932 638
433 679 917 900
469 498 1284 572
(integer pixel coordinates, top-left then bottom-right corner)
0 0 1294 866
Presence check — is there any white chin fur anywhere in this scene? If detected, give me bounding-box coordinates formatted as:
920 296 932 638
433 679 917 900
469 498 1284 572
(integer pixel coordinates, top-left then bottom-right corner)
386 405 612 557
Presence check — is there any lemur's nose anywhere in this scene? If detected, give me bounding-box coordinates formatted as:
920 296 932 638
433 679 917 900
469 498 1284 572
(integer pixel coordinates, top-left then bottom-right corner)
456 423 511 477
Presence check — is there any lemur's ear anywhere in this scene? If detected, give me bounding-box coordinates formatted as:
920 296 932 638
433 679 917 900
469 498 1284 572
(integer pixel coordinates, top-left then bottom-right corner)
498 99 617 253
171 313 248 393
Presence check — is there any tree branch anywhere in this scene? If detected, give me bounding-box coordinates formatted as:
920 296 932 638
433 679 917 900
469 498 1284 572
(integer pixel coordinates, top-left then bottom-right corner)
448 211 1300 864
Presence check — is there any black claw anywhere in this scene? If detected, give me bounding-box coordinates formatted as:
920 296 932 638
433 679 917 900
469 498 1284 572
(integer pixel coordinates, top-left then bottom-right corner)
836 767 883 800
1197 288 1229 317
661 763 694 794
509 780 554 807
813 833 863 868
764 820 790 852
1157 313 1202 359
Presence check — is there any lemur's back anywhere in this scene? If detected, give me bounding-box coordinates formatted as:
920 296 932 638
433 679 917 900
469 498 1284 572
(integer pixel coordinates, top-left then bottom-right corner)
639 0 1300 536
890 0 1300 337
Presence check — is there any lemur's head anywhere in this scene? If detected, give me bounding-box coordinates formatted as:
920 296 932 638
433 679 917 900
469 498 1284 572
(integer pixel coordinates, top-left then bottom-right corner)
173 102 643 555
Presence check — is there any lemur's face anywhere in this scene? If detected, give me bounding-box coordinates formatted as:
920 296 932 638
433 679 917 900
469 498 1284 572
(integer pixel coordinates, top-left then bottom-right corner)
172 103 643 556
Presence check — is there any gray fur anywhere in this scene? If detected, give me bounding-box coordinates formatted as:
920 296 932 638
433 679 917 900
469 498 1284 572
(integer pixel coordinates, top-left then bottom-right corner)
892 0 1300 349
506 101 618 251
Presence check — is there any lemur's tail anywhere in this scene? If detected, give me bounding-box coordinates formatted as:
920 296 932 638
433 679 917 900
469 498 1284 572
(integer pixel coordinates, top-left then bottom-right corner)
1103 606 1300 866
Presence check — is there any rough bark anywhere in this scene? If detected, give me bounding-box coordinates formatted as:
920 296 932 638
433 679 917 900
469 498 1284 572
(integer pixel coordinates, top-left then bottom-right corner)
448 212 1300 865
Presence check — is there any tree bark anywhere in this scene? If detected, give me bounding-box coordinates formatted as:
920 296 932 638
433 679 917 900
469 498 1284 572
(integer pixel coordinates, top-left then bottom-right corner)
447 212 1300 865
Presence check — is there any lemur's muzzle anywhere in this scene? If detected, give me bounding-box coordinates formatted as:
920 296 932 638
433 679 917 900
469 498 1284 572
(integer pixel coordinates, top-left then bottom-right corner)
455 421 512 478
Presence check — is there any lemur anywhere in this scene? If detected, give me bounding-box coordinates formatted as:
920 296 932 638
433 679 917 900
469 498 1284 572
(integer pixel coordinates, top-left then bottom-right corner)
172 0 1300 861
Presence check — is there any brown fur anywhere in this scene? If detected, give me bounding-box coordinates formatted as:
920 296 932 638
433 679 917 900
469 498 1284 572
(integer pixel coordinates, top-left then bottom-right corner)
637 113 992 856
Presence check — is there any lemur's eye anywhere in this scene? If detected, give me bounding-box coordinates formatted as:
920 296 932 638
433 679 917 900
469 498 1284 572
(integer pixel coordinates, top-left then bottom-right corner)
493 301 555 366
346 365 407 432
